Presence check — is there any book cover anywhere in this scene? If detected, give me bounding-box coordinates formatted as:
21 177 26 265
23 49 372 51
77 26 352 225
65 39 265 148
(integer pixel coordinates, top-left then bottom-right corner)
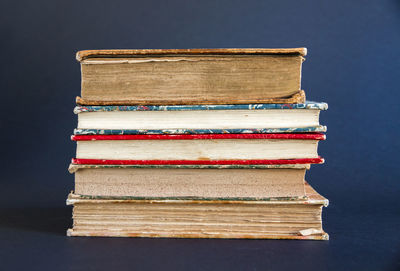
74 101 328 135
76 48 308 105
71 133 325 164
66 181 329 240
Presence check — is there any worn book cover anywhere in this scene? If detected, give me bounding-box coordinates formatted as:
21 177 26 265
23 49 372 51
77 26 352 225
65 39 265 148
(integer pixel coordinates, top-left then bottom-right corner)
67 181 328 240
69 163 312 199
76 48 307 105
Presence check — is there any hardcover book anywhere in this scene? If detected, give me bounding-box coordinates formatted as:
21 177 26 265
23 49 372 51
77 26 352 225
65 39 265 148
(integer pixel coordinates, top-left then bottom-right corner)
71 133 325 162
76 48 307 105
67 182 329 240
74 101 328 135
69 164 312 199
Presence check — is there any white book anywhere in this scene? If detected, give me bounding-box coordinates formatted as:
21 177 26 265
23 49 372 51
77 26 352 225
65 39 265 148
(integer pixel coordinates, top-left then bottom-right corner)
73 102 327 135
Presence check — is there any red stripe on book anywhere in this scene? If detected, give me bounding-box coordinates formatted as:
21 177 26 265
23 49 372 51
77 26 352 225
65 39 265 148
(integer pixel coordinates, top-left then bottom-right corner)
71 133 326 141
71 157 324 165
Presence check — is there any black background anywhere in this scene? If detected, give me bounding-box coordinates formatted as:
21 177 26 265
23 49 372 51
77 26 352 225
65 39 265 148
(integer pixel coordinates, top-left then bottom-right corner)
1 0 399 270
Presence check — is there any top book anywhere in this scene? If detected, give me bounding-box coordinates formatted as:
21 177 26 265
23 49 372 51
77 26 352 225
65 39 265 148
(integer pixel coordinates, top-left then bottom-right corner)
76 48 307 105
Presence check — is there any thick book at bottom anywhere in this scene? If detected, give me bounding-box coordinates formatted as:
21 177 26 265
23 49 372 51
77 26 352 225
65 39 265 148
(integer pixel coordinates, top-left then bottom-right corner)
67 182 328 240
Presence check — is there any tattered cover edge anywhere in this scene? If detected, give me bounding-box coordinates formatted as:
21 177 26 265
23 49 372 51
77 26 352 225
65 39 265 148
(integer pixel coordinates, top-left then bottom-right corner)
68 163 311 173
73 126 327 136
75 90 306 105
74 100 328 113
76 48 307 61
67 193 307 202
71 133 326 141
66 229 328 240
66 181 327 205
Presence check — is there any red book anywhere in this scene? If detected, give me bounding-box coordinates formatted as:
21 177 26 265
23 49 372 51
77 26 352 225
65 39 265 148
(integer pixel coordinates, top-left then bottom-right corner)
72 157 324 165
72 133 325 165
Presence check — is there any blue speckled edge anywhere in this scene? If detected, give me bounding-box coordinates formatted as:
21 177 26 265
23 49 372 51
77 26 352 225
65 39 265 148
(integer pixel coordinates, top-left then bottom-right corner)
74 101 328 114
74 126 327 135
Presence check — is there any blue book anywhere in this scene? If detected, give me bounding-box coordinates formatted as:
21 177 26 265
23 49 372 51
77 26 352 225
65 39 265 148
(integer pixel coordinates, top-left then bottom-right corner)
74 101 327 135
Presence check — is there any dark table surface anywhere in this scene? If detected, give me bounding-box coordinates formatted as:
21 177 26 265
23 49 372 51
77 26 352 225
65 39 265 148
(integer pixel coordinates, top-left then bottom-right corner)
1 190 399 271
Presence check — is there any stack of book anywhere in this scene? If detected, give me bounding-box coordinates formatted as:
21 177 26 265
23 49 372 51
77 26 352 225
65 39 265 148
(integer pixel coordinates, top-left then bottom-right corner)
67 48 329 240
